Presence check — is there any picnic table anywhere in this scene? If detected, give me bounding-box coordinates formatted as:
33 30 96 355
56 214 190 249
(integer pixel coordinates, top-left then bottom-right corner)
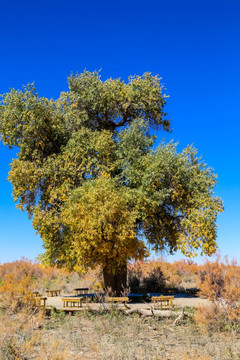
74 287 89 295
151 295 174 309
46 289 61 297
62 296 91 308
34 296 47 307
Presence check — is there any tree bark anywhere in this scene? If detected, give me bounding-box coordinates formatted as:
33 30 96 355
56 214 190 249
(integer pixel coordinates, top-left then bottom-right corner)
103 262 127 296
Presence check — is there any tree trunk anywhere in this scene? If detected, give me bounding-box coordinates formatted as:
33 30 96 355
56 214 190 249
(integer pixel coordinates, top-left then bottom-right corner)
103 262 127 296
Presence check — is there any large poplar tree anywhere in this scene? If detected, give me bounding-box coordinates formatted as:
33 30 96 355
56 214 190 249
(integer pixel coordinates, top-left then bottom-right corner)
0 71 223 294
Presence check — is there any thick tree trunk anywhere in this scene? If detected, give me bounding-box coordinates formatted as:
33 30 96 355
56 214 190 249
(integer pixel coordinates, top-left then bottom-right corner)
103 262 127 296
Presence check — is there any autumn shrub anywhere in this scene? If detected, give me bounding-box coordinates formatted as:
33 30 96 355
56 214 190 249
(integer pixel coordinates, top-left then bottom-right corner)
127 259 167 293
172 259 198 289
0 258 105 298
0 258 65 295
194 256 240 333
142 265 166 293
0 260 43 359
0 262 39 313
0 259 71 360
127 258 198 293
159 260 182 289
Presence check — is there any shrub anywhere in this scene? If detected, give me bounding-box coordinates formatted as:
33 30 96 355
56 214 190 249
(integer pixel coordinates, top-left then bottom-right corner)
127 260 166 293
0 260 69 360
195 256 240 333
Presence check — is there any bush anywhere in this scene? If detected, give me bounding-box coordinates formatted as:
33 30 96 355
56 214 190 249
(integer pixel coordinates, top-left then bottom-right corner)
127 260 166 293
195 256 240 333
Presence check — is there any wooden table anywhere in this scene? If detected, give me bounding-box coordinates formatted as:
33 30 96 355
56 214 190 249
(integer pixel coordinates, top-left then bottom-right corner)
151 296 174 309
34 297 47 307
62 297 84 308
46 289 61 297
74 287 89 295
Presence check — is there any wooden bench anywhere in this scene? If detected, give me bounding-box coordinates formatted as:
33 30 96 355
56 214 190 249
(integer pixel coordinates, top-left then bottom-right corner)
151 296 174 309
62 297 85 308
106 296 129 305
74 287 89 295
46 289 61 297
33 296 47 307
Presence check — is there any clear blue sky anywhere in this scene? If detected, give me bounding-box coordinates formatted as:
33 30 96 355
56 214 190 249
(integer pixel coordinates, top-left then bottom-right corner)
0 0 239 264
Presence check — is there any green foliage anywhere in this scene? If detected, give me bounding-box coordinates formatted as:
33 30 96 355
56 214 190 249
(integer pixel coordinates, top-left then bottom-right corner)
50 307 66 321
0 70 223 291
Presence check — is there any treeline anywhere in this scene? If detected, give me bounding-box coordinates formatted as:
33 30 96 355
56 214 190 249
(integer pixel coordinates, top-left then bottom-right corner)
0 256 239 297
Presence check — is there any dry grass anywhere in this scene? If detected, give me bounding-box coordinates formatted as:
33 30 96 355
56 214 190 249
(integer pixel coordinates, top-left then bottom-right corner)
1 257 240 359
1 308 238 360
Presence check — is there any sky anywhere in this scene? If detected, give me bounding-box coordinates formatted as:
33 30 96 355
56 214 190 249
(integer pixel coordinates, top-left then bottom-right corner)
0 0 239 264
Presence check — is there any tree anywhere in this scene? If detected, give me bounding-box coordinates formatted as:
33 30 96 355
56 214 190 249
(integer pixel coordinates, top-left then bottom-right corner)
0 71 223 294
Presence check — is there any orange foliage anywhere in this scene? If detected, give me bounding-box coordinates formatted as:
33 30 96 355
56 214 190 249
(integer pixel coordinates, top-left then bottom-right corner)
128 259 166 293
0 257 68 285
195 256 240 333
197 256 240 302
127 257 198 292
0 258 73 359
0 258 104 299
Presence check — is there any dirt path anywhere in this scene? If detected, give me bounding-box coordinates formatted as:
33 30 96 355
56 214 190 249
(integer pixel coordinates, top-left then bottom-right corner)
45 294 209 310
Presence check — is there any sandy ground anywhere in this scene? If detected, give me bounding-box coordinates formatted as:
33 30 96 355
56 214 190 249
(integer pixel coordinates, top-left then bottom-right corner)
45 293 209 311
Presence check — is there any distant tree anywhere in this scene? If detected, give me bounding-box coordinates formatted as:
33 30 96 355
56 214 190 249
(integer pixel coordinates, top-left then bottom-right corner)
0 71 223 294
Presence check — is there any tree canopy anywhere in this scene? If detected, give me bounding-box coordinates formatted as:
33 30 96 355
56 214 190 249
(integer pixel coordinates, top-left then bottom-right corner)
0 71 223 294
